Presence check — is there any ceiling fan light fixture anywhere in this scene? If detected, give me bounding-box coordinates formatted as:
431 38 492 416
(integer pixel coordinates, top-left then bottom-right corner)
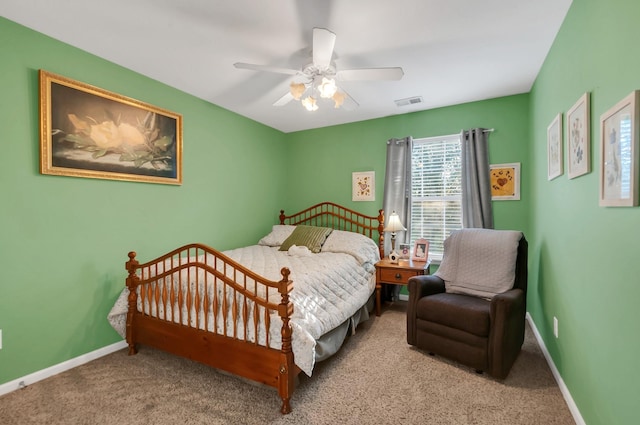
289 82 306 100
332 91 345 108
301 96 318 111
318 77 337 99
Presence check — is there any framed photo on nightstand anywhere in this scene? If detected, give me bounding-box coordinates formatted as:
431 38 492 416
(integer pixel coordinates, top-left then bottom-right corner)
399 243 411 259
412 239 429 262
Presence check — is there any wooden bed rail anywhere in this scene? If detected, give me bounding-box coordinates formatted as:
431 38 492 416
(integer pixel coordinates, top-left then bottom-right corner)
280 202 385 259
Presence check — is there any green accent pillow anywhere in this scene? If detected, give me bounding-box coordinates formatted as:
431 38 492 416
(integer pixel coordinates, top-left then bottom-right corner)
279 225 333 253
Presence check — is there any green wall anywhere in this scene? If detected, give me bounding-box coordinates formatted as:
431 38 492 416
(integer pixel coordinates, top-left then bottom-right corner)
284 94 531 235
4 1 639 422
0 18 288 384
528 0 640 424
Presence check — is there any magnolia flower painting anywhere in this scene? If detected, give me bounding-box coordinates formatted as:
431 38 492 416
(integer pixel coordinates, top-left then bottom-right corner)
61 110 174 169
40 70 182 185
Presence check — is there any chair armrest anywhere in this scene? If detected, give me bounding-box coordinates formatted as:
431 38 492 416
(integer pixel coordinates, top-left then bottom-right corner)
407 275 445 300
490 288 525 319
407 275 445 345
488 288 526 378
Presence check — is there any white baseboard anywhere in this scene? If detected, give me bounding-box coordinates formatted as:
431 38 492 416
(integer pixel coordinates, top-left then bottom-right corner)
0 340 127 397
525 313 585 425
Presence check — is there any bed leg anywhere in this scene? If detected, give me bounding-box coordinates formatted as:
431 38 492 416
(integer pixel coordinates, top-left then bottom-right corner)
280 398 292 415
278 363 294 414
127 344 138 356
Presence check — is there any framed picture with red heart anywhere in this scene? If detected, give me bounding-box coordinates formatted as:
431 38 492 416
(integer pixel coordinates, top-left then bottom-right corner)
352 171 375 201
490 162 521 200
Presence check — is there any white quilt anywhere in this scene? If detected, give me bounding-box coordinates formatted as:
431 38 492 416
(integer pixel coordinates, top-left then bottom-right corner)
108 230 379 376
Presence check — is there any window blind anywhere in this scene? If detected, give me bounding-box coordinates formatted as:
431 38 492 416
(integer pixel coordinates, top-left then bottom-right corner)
410 134 463 260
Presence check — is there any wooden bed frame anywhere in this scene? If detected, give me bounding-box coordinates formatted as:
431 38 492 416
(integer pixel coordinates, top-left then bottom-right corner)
124 202 384 414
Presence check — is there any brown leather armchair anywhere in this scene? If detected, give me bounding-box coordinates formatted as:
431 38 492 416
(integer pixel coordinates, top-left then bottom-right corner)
407 230 528 379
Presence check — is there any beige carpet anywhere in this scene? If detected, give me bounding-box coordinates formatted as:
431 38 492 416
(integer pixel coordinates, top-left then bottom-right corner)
0 303 575 424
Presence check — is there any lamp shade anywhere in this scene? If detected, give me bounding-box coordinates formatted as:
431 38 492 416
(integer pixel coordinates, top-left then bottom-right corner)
383 212 406 233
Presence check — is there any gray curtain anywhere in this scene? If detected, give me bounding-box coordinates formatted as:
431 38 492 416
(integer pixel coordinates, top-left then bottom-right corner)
461 128 493 228
382 136 413 255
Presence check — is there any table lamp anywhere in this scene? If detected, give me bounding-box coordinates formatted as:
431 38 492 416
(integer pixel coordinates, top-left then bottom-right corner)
383 211 406 263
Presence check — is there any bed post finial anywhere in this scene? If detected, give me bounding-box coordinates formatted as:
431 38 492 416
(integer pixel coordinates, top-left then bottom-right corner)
377 209 385 259
279 209 286 224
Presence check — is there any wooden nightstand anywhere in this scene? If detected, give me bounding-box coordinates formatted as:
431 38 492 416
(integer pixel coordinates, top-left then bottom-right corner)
374 258 431 316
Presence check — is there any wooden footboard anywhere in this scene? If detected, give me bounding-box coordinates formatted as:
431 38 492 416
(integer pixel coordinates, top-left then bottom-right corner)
125 243 296 414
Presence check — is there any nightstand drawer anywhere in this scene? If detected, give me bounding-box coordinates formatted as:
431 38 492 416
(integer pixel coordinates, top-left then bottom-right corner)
379 268 421 284
374 259 430 316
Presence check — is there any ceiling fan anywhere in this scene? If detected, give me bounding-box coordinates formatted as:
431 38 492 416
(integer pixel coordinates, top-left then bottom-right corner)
234 27 404 111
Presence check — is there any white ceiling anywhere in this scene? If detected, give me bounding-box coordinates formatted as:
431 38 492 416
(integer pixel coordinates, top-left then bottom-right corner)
2 0 572 133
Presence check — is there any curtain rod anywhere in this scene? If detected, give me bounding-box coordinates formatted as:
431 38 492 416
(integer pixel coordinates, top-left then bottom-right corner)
459 128 495 133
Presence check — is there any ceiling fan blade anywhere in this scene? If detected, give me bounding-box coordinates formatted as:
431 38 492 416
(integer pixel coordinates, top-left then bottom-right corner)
234 62 300 76
339 89 359 111
337 67 404 81
312 28 336 70
329 88 359 111
273 91 294 107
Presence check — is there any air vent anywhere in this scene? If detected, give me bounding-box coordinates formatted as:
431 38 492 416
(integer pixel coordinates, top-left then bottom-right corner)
395 96 424 107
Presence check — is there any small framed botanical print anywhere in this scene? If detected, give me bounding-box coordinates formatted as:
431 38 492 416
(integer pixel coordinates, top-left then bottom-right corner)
599 91 639 207
547 113 563 180
567 93 590 179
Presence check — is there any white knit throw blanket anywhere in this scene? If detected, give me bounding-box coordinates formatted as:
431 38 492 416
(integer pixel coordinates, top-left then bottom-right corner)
434 229 522 299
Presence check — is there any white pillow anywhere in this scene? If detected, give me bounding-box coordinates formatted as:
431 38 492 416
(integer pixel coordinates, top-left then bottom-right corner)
258 225 296 246
321 229 380 265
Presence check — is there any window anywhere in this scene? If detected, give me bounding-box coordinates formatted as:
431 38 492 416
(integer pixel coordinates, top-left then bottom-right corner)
410 134 462 261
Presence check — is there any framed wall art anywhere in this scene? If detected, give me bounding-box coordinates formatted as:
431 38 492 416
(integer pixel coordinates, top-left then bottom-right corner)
39 70 183 185
412 238 429 262
567 92 591 179
547 113 563 180
599 90 639 207
489 162 521 200
352 171 375 201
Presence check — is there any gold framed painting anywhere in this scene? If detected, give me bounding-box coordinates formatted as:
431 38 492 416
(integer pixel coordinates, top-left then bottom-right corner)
490 162 521 200
39 70 183 185
599 90 639 207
